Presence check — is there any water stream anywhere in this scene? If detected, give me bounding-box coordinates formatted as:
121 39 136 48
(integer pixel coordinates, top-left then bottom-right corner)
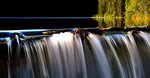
5 31 150 78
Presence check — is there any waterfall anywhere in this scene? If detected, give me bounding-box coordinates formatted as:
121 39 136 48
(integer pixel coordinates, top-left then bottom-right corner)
6 31 150 78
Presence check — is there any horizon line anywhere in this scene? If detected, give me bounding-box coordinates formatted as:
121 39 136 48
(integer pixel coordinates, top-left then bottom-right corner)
0 17 106 19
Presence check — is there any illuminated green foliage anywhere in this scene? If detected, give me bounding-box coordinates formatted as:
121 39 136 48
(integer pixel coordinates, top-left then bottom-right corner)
98 0 123 17
96 0 150 27
125 0 150 17
97 0 150 17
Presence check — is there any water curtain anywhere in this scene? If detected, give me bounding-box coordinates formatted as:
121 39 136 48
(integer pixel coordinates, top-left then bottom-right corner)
1 27 150 78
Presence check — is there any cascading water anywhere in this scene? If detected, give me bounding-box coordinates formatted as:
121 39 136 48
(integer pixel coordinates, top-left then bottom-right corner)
5 31 150 78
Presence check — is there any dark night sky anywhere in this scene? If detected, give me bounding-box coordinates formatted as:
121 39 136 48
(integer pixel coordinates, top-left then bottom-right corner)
0 0 98 17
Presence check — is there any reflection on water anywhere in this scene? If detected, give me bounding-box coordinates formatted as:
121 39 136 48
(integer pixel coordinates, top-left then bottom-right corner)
95 17 150 27
124 17 150 27
0 17 149 29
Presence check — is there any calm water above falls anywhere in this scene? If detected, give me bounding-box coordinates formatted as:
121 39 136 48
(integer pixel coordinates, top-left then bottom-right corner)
6 31 150 78
0 17 150 30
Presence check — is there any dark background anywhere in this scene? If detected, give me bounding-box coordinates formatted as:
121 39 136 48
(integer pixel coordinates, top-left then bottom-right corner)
0 0 98 17
0 0 98 29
